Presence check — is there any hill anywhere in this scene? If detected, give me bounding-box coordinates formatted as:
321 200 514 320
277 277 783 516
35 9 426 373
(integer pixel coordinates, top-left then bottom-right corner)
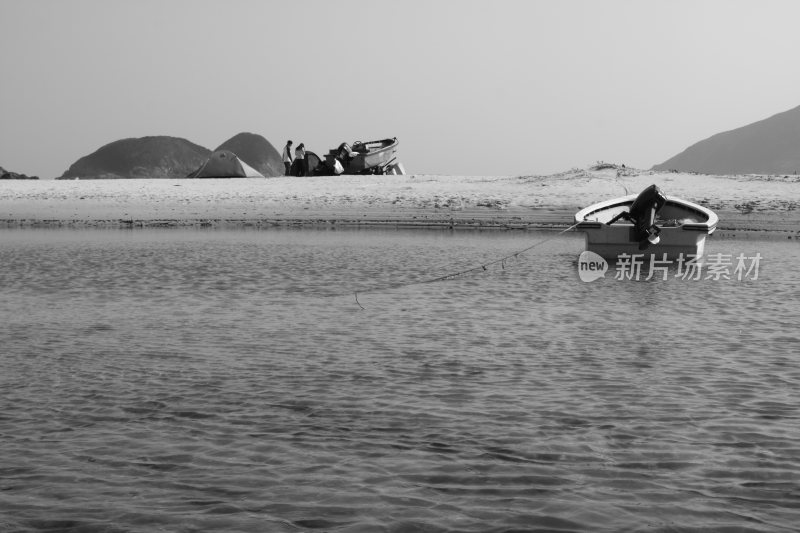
58 136 211 179
1 165 39 180
215 132 283 178
653 104 800 175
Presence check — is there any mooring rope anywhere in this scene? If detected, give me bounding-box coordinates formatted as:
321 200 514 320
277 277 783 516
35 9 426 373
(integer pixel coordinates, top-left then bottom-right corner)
353 222 581 309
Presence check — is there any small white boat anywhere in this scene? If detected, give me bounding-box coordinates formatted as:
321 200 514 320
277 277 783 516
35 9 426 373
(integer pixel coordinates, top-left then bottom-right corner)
575 184 718 260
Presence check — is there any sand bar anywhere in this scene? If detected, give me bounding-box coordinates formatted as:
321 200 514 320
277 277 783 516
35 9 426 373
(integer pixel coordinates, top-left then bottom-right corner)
1 168 798 236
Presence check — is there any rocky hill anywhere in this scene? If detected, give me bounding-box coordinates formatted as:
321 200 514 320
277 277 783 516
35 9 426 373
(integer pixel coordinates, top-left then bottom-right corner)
653 104 800 175
58 136 211 179
1 165 39 179
215 132 283 177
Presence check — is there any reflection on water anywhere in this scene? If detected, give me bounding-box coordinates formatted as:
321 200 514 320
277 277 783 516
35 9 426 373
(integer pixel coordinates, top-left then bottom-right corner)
1 228 799 532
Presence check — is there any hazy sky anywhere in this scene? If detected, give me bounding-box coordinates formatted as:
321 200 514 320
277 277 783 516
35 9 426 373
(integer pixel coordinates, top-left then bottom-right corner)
2 0 799 178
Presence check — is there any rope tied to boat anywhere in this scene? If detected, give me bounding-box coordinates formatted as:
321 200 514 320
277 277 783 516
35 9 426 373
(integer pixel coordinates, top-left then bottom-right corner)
353 222 580 309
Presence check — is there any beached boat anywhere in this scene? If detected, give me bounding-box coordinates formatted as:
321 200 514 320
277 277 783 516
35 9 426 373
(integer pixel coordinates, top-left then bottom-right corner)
322 137 404 175
574 184 718 260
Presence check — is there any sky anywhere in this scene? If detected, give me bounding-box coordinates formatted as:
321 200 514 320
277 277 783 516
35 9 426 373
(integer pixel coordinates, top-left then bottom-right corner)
2 0 799 179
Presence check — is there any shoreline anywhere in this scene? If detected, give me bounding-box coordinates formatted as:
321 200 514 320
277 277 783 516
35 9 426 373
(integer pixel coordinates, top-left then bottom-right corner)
0 170 798 237
2 209 798 241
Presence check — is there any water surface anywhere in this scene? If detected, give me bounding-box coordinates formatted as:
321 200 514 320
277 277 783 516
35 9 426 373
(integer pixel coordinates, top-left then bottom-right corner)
1 228 799 532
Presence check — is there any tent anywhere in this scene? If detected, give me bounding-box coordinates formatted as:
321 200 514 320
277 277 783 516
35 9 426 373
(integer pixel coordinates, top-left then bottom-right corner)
187 150 265 178
306 151 322 175
289 151 323 177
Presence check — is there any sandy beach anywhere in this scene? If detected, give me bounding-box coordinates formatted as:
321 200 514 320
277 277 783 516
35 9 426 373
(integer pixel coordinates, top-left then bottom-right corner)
1 167 798 236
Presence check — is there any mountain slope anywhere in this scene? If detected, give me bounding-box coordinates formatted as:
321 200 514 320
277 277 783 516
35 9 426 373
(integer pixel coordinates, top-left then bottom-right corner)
653 105 800 175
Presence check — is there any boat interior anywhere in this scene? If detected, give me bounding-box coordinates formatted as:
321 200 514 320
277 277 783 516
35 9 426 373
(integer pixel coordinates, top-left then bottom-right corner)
581 199 710 227
352 139 394 153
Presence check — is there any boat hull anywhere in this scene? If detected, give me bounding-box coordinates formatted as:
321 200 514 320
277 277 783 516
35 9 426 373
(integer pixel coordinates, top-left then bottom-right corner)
578 224 710 260
575 195 718 261
347 139 398 173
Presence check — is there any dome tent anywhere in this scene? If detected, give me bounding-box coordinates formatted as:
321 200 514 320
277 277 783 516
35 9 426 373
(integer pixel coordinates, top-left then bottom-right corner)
186 150 264 178
216 132 283 177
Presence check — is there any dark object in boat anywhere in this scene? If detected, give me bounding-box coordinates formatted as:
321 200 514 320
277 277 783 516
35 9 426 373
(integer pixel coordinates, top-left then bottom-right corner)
607 184 668 250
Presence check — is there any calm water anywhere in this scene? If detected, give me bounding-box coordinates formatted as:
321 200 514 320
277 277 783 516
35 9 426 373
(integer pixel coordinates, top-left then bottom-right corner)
1 227 799 533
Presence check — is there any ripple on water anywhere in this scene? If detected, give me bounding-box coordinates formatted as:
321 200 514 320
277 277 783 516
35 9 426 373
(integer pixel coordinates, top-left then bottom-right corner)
0 229 799 532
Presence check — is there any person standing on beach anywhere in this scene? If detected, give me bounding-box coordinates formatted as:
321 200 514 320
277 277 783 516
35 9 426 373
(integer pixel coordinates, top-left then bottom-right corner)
282 140 293 176
294 143 307 177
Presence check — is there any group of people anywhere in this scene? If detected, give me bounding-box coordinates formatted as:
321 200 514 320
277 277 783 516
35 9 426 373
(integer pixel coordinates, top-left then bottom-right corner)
282 140 308 177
